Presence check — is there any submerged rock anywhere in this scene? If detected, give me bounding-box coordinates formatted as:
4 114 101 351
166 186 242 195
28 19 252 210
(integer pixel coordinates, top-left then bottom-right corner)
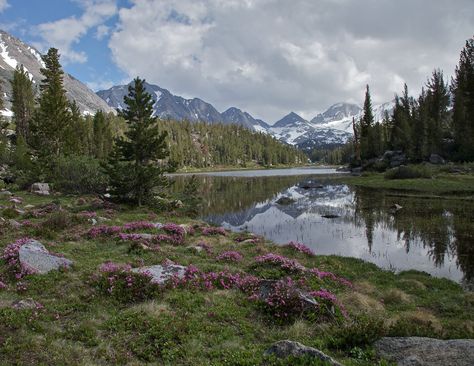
276 196 296 205
18 239 73 274
264 340 343 365
374 337 474 366
322 214 341 219
131 264 187 285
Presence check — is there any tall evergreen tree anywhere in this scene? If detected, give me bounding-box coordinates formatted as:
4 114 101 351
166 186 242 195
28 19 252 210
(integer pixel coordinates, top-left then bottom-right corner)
11 65 35 143
92 110 113 159
104 77 170 206
31 48 71 158
360 85 376 159
390 84 412 153
451 38 474 161
425 69 450 155
0 81 9 163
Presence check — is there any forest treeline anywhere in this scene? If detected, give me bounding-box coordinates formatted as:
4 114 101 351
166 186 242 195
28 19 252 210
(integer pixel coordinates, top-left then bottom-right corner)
312 37 474 165
0 48 305 193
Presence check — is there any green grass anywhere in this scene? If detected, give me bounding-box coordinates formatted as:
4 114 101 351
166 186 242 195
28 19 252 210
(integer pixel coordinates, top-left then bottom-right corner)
338 172 474 196
0 192 471 365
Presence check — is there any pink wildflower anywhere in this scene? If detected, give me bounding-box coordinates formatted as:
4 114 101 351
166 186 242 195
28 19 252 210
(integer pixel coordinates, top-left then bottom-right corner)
216 251 243 262
286 241 315 256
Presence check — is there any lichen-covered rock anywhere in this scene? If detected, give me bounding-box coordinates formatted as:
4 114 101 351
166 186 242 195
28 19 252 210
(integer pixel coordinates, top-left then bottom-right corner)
18 239 73 274
264 340 343 365
12 298 43 310
30 183 50 196
374 337 474 366
131 264 186 285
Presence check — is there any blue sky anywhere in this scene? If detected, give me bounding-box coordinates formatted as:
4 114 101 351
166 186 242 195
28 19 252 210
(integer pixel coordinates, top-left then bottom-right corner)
0 0 473 122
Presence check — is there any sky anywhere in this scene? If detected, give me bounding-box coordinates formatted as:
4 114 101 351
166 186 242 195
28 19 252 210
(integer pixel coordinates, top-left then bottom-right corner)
0 0 473 123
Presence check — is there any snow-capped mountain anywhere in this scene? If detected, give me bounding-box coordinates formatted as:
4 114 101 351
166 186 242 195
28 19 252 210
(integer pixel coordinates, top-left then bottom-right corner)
0 30 113 116
98 81 270 132
221 107 269 132
268 111 353 150
311 103 362 124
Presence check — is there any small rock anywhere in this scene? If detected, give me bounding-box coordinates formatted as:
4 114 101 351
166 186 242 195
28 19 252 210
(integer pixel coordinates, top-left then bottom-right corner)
264 340 343 366
24 204 35 209
30 183 50 196
0 190 12 197
131 264 187 285
374 337 474 366
9 197 22 205
8 219 21 229
12 298 43 310
429 154 446 165
90 218 98 226
390 204 403 212
18 239 73 274
276 196 295 205
187 245 203 253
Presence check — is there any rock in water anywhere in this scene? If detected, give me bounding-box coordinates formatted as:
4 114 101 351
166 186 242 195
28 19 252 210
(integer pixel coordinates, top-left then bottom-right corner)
30 183 50 196
276 196 295 205
131 264 187 285
264 340 343 366
374 337 474 366
18 239 73 274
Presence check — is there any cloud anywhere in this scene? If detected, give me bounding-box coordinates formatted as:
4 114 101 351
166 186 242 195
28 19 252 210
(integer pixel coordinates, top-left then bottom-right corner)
108 0 474 122
35 0 117 64
0 0 9 13
95 24 110 40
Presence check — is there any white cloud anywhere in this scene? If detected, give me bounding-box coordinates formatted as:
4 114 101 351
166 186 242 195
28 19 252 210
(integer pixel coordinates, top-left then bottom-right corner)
0 0 9 13
35 0 117 64
95 24 110 40
108 0 474 122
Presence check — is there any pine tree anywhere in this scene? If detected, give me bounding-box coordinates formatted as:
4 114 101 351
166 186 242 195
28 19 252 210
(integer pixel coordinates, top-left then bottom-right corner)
0 81 9 163
425 69 449 156
92 110 113 159
103 77 170 206
11 65 35 143
31 48 71 158
360 85 375 159
451 38 474 161
390 84 412 153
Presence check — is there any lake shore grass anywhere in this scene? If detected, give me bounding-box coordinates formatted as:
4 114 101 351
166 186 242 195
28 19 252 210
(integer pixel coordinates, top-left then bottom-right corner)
175 163 317 174
333 167 474 196
0 191 472 365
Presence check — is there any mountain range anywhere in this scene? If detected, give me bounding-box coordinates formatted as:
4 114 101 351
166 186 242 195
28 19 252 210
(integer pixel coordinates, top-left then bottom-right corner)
98 81 395 150
0 30 113 116
0 29 394 151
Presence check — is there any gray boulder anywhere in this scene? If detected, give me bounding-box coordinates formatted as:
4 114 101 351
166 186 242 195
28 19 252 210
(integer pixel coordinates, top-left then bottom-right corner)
30 183 50 196
374 337 474 366
265 340 343 366
131 264 187 285
18 239 73 274
0 190 12 197
429 154 446 165
12 298 43 310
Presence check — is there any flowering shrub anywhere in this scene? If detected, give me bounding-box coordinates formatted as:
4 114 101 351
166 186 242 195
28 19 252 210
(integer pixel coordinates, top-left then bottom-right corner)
122 221 156 231
201 226 227 236
161 223 186 244
88 225 122 238
93 262 158 303
216 251 243 262
1 238 37 279
254 253 305 273
310 288 348 319
78 211 97 219
286 241 315 256
308 268 353 288
197 241 212 254
0 280 7 290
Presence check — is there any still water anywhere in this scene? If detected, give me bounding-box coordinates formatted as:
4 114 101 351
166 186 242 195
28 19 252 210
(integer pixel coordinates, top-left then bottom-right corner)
172 169 474 288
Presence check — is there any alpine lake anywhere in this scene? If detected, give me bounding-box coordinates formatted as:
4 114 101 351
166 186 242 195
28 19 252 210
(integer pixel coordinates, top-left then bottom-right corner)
171 167 474 290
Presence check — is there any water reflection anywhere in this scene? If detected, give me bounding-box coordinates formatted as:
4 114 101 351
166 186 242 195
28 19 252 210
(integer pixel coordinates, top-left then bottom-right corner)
171 174 474 288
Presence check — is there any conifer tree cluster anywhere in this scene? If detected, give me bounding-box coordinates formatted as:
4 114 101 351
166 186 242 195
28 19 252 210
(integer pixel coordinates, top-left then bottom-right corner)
351 37 474 164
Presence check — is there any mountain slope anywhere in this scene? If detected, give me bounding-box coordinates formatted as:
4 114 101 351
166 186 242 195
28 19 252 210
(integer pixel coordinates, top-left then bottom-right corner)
97 81 269 132
0 30 114 116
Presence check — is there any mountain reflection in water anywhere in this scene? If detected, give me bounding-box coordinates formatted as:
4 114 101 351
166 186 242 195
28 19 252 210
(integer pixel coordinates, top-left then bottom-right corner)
171 174 474 288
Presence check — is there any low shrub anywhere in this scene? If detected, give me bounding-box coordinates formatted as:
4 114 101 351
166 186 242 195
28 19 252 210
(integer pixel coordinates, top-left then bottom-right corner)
327 315 387 350
216 251 243 262
384 165 432 180
50 155 108 194
92 262 159 303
